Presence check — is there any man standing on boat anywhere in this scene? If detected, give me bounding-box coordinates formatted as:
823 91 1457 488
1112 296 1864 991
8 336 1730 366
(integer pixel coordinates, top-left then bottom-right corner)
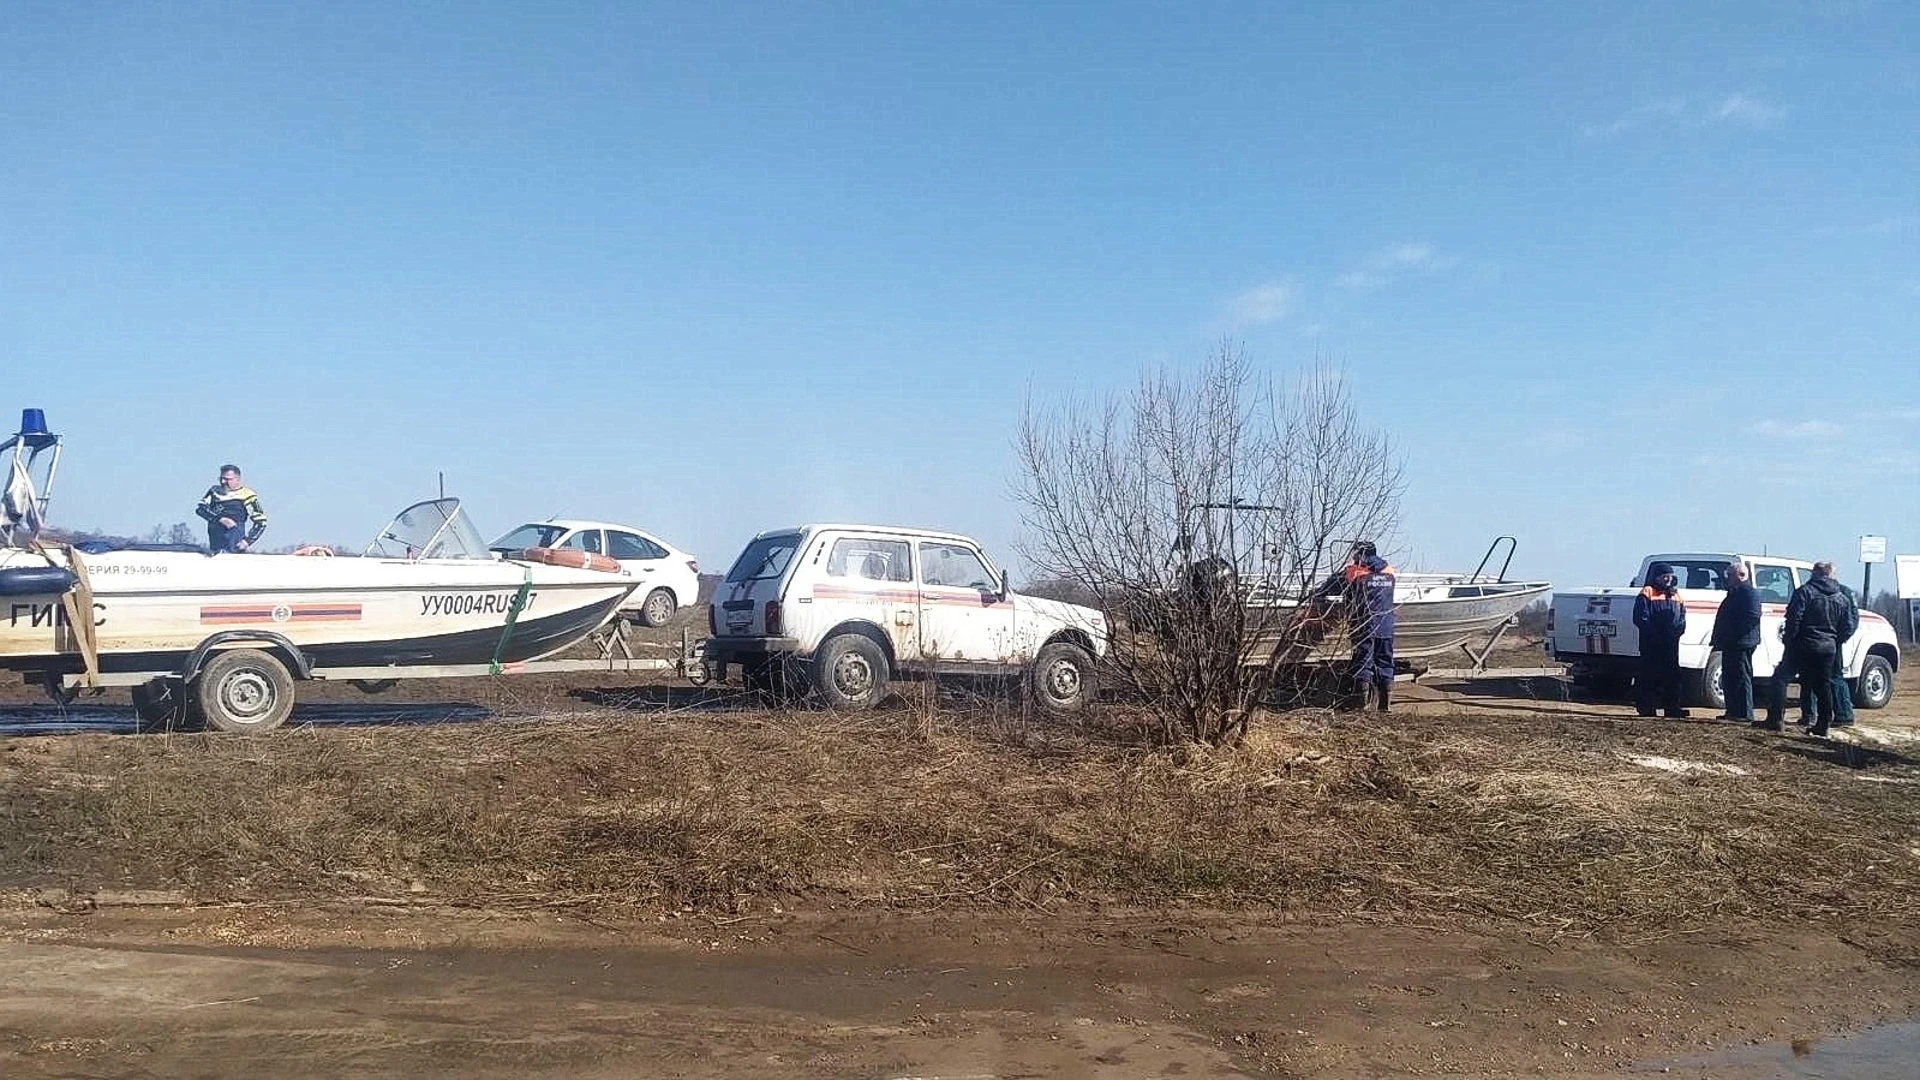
196 464 267 553
1342 541 1398 712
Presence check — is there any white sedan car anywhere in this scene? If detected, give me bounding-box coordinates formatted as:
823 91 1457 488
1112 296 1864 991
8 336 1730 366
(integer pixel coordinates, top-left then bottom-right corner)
489 518 700 627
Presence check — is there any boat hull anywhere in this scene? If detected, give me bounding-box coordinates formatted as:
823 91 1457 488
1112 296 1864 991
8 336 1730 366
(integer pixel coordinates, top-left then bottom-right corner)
0 548 637 676
1249 578 1552 665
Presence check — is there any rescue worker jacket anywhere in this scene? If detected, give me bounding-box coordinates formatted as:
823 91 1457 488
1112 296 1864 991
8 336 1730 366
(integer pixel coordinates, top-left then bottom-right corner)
1343 556 1397 639
1632 584 1686 643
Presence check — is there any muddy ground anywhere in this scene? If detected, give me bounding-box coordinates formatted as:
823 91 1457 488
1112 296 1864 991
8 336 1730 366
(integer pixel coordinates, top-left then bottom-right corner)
1 637 1917 1078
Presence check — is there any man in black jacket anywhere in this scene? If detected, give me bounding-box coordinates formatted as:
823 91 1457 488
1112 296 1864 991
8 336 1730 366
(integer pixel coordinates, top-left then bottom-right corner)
1710 562 1762 722
1783 562 1859 738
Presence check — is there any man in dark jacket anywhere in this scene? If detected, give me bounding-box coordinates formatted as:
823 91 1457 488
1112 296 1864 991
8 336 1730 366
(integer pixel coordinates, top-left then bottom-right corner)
1341 542 1398 711
1632 562 1688 718
1805 581 1859 730
1710 562 1762 722
1783 561 1859 738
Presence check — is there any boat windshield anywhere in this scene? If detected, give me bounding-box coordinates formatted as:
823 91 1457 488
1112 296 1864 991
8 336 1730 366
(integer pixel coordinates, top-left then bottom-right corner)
364 498 493 561
489 523 567 553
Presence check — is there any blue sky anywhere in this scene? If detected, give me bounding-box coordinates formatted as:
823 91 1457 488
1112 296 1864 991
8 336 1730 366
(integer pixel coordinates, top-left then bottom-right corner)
3 2 1915 592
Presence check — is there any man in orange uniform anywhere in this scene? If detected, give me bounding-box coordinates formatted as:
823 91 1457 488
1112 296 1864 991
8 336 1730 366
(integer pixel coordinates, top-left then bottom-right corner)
1342 542 1398 711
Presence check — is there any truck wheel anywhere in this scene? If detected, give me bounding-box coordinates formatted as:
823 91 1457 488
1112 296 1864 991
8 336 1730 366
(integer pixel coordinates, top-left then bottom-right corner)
1854 654 1894 710
812 633 890 711
638 588 676 628
1029 641 1097 715
193 649 296 734
1691 652 1726 711
130 679 192 734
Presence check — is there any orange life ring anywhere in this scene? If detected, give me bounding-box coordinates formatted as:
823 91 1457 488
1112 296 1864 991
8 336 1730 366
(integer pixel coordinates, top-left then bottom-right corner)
292 545 336 557
516 547 623 574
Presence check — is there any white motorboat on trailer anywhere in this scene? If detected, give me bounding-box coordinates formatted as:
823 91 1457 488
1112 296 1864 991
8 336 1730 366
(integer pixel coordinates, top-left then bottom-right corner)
0 410 640 732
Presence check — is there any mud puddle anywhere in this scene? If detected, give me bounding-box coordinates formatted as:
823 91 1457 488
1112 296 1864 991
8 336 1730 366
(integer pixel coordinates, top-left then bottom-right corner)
1643 1020 1920 1078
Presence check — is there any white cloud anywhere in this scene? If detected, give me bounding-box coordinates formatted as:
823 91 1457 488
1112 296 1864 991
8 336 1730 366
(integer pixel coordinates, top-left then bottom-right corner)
1582 98 1687 138
1814 215 1920 239
1713 94 1787 127
1583 94 1785 137
1336 243 1459 289
1753 419 1841 439
1887 407 1920 421
1223 281 1296 327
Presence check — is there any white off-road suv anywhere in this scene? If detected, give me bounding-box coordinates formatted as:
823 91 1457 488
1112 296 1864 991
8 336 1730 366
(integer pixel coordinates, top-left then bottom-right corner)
702 524 1107 713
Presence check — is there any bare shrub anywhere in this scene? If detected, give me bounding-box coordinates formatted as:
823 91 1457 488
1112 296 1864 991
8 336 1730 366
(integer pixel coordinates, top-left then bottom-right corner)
1015 345 1401 744
1514 599 1550 638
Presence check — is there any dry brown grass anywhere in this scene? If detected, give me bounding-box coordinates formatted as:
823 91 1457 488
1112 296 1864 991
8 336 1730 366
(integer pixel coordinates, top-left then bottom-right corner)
3 697 1918 951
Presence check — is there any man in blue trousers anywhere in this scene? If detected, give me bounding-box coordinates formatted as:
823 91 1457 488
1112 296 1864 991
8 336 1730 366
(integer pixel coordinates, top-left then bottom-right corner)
1710 562 1761 722
1341 542 1398 712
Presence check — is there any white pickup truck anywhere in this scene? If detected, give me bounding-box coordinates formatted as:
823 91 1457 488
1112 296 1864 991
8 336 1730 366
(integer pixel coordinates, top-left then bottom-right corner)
1546 552 1900 711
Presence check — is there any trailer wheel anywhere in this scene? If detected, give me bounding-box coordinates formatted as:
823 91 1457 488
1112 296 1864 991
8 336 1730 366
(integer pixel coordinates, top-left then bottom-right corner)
194 649 296 734
743 655 805 704
1854 654 1894 710
131 679 192 734
1691 652 1726 711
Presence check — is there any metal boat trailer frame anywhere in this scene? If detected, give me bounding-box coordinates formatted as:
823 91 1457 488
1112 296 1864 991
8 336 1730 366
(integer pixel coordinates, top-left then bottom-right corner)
44 621 712 732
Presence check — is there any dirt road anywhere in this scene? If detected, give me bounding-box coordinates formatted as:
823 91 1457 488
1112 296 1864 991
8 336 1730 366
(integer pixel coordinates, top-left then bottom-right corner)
4 906 1914 1079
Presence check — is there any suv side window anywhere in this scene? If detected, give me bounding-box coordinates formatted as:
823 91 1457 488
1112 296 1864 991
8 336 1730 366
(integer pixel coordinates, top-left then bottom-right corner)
1752 564 1794 604
561 530 604 554
827 538 911 582
607 531 666 560
919 542 995 590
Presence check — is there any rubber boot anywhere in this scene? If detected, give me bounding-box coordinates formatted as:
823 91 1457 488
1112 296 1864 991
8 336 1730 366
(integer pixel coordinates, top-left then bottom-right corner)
1374 678 1392 713
1354 680 1375 712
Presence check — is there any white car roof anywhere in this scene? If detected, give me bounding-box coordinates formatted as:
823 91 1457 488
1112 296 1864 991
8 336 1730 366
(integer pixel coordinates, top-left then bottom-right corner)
1648 552 1817 569
517 519 683 549
754 523 984 546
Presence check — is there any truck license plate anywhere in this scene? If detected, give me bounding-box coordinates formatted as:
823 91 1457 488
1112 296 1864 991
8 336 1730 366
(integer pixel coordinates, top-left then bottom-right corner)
1576 619 1617 637
727 611 751 632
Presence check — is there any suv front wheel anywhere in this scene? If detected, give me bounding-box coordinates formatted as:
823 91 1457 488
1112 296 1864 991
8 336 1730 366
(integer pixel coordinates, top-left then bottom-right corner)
813 633 890 711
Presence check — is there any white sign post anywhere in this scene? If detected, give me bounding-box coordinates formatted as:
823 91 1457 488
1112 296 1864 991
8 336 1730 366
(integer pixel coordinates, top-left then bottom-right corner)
1897 553 1920 644
1860 535 1887 611
1897 554 1920 600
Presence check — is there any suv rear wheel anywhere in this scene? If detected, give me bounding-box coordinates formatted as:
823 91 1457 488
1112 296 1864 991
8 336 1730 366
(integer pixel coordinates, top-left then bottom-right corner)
813 633 890 711
1029 640 1097 715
